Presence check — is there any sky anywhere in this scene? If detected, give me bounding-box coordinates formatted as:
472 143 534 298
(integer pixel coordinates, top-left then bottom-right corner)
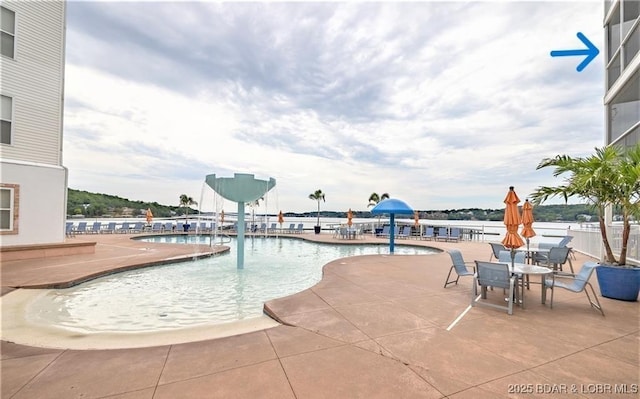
63 0 606 213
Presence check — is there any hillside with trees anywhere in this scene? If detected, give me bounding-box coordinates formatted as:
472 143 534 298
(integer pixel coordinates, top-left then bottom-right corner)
68 188 598 222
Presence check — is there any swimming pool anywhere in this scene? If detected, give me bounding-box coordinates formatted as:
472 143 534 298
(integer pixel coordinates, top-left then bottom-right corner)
25 236 438 334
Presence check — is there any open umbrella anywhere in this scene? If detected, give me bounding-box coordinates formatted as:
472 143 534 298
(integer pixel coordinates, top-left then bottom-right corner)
347 208 353 227
520 199 536 253
501 186 525 269
371 198 414 253
145 208 153 224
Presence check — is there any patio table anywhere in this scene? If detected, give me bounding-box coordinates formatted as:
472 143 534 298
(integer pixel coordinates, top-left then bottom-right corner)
509 263 553 309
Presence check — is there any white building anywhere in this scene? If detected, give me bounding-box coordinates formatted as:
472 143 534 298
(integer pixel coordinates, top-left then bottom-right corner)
604 0 639 148
0 1 68 246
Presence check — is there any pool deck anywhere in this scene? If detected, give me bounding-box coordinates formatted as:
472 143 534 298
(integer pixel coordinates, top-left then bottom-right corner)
1 232 638 398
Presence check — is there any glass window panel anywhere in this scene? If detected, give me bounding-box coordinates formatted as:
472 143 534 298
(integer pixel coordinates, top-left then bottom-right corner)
1 120 11 144
0 210 10 229
608 5 621 61
608 53 621 88
0 7 15 34
1 95 11 120
1 31 14 58
610 70 640 142
624 23 639 67
622 0 639 30
0 189 10 208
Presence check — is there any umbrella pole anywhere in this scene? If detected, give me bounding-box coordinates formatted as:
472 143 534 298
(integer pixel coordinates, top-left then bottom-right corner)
510 248 515 271
526 238 530 264
389 214 395 254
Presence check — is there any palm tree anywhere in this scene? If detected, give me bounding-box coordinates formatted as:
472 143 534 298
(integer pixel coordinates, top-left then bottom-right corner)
367 192 389 207
246 197 263 232
530 144 640 265
179 194 198 225
308 189 325 229
368 192 389 227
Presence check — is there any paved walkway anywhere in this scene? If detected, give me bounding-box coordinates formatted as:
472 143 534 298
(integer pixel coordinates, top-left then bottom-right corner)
1 232 638 398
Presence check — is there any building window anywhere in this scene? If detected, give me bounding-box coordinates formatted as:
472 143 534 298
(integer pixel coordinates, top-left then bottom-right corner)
1 95 12 144
1 6 15 59
0 184 19 234
609 69 640 143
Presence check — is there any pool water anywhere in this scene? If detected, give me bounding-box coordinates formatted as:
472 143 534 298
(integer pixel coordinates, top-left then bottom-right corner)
26 236 437 333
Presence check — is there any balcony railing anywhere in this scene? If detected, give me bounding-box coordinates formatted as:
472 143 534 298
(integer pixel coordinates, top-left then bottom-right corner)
570 223 640 266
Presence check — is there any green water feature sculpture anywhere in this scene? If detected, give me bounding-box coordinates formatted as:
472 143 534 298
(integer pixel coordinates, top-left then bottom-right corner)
205 173 277 268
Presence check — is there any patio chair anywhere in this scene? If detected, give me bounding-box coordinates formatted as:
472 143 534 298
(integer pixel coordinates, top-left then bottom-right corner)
436 227 448 241
444 249 475 288
151 222 162 233
268 223 277 233
377 225 390 237
131 222 144 233
448 227 461 242
163 222 173 232
89 221 102 234
117 222 130 233
499 250 528 290
287 223 295 233
65 222 75 238
472 261 517 315
102 222 116 234
296 223 304 233
544 262 604 316
558 236 573 247
76 222 87 234
540 246 574 273
421 226 434 240
398 226 411 239
489 242 507 261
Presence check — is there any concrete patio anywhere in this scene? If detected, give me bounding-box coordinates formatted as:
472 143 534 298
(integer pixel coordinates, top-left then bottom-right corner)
1 232 638 398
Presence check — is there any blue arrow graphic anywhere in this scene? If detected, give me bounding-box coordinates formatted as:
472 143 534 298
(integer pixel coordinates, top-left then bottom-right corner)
550 32 599 72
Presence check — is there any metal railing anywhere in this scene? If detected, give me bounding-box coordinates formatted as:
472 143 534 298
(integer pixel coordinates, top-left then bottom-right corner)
570 224 640 266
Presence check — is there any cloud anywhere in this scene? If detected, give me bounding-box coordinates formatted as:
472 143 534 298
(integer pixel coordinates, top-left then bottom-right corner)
63 1 605 212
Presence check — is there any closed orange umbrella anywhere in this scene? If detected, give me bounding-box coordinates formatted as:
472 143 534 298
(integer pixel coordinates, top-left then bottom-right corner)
145 208 153 224
521 199 536 241
502 186 524 267
347 208 353 227
414 210 419 227
220 209 225 225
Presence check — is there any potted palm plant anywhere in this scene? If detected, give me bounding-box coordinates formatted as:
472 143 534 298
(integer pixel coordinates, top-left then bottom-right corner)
530 144 640 301
179 194 198 232
308 189 325 234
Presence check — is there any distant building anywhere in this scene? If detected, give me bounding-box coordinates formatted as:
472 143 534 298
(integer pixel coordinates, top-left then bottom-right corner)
0 1 67 245
604 0 639 149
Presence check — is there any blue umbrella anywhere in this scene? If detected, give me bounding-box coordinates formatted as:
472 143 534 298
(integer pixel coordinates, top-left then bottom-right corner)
370 198 414 253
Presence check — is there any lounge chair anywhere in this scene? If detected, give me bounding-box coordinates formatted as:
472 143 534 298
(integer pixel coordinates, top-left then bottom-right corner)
444 249 475 288
544 262 604 316
473 261 518 315
435 227 448 241
65 222 75 238
176 222 184 232
377 225 390 237
131 222 144 233
89 222 102 234
163 222 173 232
102 222 116 234
295 223 304 233
151 223 162 233
76 222 87 234
268 223 277 233
421 226 434 240
448 227 461 242
118 222 130 233
188 222 197 232
287 223 295 233
397 226 411 239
